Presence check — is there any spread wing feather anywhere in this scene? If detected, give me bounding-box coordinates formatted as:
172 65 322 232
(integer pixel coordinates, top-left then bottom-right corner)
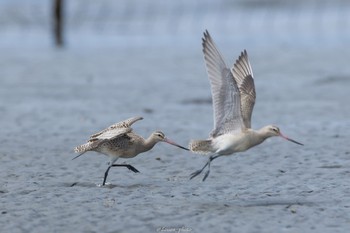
202 30 244 137
231 51 256 128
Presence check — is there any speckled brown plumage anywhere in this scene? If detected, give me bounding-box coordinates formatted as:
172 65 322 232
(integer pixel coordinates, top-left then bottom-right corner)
73 116 188 185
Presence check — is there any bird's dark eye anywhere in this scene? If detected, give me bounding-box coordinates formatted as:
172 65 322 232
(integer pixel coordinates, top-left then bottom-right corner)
272 128 278 132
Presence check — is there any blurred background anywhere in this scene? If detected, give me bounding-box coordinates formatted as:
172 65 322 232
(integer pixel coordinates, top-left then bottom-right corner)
1 0 350 49
1 0 350 161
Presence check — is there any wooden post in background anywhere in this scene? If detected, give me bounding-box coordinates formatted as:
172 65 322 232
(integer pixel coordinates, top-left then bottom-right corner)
53 0 64 47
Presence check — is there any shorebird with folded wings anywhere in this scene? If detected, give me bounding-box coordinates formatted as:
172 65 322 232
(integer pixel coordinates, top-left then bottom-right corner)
74 116 188 185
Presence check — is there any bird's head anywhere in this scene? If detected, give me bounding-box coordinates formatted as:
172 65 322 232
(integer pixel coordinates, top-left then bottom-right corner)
151 131 166 142
151 131 189 150
263 125 303 146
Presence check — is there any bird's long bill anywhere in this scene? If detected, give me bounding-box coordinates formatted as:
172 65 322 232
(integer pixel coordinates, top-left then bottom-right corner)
163 138 189 151
280 133 304 146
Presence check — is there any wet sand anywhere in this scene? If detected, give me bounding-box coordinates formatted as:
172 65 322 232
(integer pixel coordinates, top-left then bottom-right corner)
1 45 350 232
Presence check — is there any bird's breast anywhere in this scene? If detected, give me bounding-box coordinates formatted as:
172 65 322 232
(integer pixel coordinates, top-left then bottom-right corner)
96 138 138 158
212 132 257 155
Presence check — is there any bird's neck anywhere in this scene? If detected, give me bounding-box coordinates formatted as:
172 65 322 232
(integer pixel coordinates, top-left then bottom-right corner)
142 136 158 152
252 128 271 145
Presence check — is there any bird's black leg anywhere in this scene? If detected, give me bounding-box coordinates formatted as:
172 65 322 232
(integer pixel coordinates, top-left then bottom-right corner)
190 154 222 181
190 160 210 180
112 164 140 173
102 164 140 186
103 165 112 186
202 162 211 182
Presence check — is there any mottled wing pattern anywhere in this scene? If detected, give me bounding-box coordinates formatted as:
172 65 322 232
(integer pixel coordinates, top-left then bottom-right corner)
90 116 143 139
231 50 256 128
74 116 143 155
202 30 244 137
89 127 132 142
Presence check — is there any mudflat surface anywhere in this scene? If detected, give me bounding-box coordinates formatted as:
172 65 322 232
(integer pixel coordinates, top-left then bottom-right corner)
1 1 350 233
1 45 350 233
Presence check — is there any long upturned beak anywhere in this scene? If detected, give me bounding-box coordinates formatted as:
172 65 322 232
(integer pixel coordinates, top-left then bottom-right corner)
163 138 189 151
279 133 304 146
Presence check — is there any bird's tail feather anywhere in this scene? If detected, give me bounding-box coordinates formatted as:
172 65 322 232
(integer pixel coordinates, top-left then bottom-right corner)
189 139 213 154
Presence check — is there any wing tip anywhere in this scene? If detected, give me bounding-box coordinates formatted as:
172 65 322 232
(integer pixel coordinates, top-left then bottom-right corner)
232 49 253 78
238 49 249 63
134 116 144 122
202 30 209 50
203 29 209 38
202 29 212 47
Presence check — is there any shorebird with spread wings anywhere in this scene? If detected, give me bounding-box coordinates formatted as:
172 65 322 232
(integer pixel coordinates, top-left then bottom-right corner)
189 31 303 181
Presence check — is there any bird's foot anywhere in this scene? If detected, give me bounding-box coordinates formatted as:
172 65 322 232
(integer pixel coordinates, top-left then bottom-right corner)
111 164 140 173
202 170 210 181
126 165 140 173
190 170 203 180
